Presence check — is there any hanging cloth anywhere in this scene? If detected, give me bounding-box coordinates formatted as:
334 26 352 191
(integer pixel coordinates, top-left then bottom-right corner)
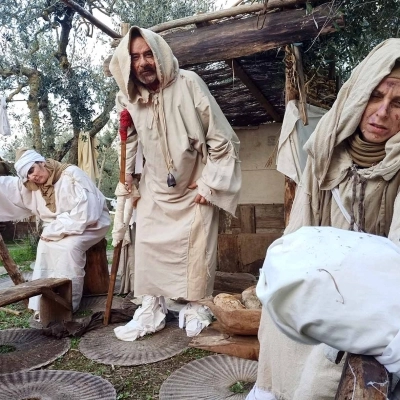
0 97 11 136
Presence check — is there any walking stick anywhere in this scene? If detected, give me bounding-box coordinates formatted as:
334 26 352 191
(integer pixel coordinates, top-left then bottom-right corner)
104 109 132 325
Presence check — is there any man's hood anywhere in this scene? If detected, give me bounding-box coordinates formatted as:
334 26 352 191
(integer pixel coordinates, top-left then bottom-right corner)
305 38 400 188
109 26 179 102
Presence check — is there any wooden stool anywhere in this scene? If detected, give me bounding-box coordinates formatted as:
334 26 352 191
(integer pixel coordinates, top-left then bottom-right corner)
83 238 110 295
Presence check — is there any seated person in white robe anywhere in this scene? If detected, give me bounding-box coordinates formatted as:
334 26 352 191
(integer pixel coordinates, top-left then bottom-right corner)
0 148 110 316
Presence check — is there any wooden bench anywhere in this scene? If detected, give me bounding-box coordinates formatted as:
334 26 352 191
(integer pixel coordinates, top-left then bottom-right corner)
0 278 72 327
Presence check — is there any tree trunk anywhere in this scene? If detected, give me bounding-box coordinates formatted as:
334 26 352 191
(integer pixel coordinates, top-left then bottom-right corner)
27 72 42 153
39 93 56 154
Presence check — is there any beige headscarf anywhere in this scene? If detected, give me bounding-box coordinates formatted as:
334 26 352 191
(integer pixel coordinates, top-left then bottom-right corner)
15 148 70 212
305 39 400 189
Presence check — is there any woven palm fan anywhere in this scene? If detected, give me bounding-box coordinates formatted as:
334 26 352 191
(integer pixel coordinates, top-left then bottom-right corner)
0 329 69 374
0 370 116 400
79 320 191 366
159 354 258 400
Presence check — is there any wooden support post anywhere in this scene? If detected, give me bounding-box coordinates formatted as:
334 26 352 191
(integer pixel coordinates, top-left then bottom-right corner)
335 353 389 399
293 45 308 125
83 238 110 295
283 45 298 226
40 280 72 327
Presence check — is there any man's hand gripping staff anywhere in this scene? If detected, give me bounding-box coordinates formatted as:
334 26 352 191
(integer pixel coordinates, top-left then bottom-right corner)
104 109 133 325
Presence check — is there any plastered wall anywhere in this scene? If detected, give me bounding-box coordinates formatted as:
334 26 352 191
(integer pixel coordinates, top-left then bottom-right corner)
235 123 284 204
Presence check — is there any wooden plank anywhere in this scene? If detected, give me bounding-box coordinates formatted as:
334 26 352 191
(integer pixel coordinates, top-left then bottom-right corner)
83 238 110 295
41 286 72 311
226 59 282 122
218 233 281 273
40 279 72 327
335 354 389 399
189 323 259 361
219 209 235 234
150 0 310 33
213 271 257 294
255 204 285 231
0 278 70 307
239 205 256 234
218 234 239 272
238 233 281 274
164 3 344 67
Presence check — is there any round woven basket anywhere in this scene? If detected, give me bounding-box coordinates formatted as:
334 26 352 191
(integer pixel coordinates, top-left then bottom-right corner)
0 328 70 374
159 354 258 399
79 320 191 366
0 369 116 400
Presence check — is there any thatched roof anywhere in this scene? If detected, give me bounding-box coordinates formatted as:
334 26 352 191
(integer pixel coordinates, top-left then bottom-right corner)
188 50 286 127
101 0 342 126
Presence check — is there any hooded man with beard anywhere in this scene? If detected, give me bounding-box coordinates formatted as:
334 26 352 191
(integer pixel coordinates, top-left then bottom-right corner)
109 27 241 340
247 39 400 400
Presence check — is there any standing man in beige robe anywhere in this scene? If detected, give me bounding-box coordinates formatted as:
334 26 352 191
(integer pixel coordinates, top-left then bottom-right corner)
109 27 241 340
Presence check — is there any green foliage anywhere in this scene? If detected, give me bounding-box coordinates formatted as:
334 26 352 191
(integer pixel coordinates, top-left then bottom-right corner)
0 303 32 330
229 381 253 394
304 0 400 81
112 0 216 29
0 344 16 354
0 240 37 268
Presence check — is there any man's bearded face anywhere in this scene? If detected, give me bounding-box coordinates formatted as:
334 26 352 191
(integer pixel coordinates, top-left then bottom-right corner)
130 36 158 86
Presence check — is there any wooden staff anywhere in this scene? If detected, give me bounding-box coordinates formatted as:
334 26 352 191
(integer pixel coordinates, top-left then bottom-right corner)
103 119 128 325
103 22 131 326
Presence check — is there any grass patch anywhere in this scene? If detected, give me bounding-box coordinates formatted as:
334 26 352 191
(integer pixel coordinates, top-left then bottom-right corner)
0 303 32 330
0 239 37 268
229 381 253 394
0 344 16 354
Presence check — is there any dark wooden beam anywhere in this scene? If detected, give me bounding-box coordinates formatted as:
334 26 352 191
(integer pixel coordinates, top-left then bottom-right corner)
226 59 282 122
164 3 344 67
59 0 121 39
150 0 310 33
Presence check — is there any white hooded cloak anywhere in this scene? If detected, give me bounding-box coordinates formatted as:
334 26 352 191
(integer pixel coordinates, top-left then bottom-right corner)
109 27 241 300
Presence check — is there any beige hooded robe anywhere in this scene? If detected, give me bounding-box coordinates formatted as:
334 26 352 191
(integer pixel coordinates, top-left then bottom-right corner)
255 38 400 400
109 27 241 301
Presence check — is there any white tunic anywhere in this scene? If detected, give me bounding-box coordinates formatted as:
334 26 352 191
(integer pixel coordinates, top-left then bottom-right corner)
0 166 110 311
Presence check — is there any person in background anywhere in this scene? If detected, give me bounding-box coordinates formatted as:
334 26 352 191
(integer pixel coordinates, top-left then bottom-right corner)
0 148 110 317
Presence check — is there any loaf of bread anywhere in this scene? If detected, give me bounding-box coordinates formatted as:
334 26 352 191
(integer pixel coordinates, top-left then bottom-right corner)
241 286 262 309
213 293 246 311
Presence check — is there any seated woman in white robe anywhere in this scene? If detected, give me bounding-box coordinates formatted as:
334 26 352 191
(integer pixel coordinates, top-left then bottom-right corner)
0 149 110 315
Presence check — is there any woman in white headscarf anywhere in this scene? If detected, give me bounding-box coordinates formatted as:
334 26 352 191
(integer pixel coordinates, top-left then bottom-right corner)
0 148 110 314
